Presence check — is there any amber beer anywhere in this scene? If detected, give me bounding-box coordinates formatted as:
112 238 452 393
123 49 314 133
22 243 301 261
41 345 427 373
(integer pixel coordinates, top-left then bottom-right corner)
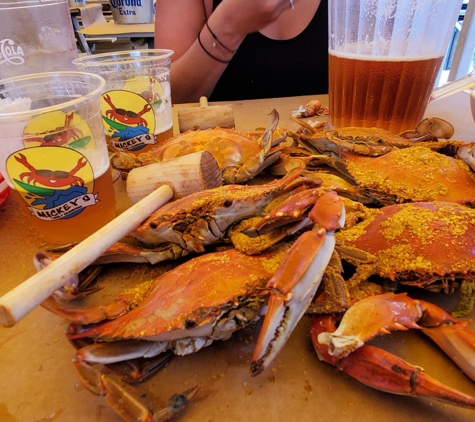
328 52 444 134
13 169 116 245
155 126 174 146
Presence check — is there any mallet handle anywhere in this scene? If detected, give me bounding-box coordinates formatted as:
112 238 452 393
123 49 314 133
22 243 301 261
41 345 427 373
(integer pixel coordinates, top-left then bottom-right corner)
0 184 173 327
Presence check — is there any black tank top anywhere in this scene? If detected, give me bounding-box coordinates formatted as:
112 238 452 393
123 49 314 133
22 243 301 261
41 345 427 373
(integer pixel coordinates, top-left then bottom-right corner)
209 0 328 101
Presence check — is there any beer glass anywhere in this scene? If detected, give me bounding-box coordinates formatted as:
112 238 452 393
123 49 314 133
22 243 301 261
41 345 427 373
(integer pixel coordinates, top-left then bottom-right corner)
328 0 464 134
0 72 116 244
73 50 174 154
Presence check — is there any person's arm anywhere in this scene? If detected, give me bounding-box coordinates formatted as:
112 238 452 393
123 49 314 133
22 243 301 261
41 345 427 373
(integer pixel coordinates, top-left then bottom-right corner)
154 0 297 103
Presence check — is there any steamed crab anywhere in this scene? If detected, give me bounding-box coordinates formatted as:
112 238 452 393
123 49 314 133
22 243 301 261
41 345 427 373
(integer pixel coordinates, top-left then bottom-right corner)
277 198 475 409
38 181 346 422
307 200 475 317
42 163 317 275
227 192 475 407
280 119 475 206
111 109 289 184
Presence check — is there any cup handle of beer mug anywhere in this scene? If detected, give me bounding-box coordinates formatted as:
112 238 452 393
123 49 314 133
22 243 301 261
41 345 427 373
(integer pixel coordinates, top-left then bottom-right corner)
430 69 475 102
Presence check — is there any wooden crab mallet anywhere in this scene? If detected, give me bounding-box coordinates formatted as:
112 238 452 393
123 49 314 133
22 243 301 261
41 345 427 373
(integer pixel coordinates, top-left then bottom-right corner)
0 150 223 327
0 184 173 327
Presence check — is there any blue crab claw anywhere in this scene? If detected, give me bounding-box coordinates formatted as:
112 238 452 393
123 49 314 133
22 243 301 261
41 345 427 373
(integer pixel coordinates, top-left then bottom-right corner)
251 193 345 376
73 358 199 422
101 374 199 422
223 108 281 184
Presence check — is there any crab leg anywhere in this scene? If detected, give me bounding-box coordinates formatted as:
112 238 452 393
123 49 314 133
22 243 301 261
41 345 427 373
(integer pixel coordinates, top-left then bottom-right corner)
251 192 345 376
311 315 475 409
316 292 475 384
82 367 198 422
102 376 199 422
223 108 280 184
419 300 475 382
317 292 423 359
72 345 198 422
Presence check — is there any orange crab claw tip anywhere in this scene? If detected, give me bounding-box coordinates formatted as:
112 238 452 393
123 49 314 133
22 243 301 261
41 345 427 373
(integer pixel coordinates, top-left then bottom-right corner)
338 345 475 409
250 294 285 376
309 191 345 231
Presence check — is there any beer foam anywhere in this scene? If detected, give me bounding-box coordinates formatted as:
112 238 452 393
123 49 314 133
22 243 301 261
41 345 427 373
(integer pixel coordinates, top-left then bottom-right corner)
329 49 443 63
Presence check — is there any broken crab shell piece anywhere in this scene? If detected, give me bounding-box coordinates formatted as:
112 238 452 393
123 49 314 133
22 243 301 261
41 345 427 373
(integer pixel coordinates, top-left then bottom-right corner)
400 117 455 141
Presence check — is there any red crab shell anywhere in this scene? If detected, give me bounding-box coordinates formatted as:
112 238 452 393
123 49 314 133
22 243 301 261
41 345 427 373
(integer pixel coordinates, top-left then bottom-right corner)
336 201 475 287
152 128 267 170
68 244 290 342
339 146 475 205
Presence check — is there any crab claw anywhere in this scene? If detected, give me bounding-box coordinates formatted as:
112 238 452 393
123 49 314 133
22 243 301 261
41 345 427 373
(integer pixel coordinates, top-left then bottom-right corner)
223 108 281 184
72 354 199 422
250 229 333 375
251 193 345 376
311 315 475 409
101 374 199 422
317 292 424 358
419 299 475 382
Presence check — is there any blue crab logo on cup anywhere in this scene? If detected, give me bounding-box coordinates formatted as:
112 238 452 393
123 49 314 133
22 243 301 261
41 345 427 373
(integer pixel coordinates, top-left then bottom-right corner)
101 89 157 152
109 0 154 24
6 147 98 221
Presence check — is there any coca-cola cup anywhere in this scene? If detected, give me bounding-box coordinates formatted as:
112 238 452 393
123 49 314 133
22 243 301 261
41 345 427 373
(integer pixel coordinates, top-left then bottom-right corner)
0 0 78 79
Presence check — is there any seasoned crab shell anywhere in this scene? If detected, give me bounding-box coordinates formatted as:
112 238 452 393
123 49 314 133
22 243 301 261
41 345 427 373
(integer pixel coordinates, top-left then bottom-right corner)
339 146 475 205
336 201 475 292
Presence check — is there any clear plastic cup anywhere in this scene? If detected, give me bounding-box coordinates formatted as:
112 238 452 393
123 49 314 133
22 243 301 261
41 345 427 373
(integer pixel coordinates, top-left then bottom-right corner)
73 49 174 154
328 0 464 134
0 0 78 79
0 72 116 244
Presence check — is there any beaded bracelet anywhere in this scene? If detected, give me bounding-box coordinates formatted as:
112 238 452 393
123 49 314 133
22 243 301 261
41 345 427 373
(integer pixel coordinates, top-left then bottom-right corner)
205 21 235 55
197 31 231 64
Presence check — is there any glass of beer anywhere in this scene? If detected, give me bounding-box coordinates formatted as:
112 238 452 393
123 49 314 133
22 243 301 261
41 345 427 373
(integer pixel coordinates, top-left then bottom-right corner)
0 72 116 244
73 50 174 154
328 0 464 134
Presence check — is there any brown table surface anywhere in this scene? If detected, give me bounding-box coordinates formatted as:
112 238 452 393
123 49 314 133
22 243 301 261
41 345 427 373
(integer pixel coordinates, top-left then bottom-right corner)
1 94 475 422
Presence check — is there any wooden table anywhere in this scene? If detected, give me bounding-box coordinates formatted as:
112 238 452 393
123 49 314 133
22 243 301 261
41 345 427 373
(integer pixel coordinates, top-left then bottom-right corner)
1 94 475 422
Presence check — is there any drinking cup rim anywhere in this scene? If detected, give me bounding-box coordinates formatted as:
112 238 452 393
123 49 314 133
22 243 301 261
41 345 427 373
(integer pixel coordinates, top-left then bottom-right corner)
0 71 106 120
72 49 174 67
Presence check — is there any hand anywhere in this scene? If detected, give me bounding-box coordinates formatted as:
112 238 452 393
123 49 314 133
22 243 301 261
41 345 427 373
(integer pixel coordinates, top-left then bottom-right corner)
211 0 298 43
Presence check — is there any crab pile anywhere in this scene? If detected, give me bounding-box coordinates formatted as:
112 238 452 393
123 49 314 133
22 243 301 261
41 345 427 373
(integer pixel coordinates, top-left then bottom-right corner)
35 110 475 421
